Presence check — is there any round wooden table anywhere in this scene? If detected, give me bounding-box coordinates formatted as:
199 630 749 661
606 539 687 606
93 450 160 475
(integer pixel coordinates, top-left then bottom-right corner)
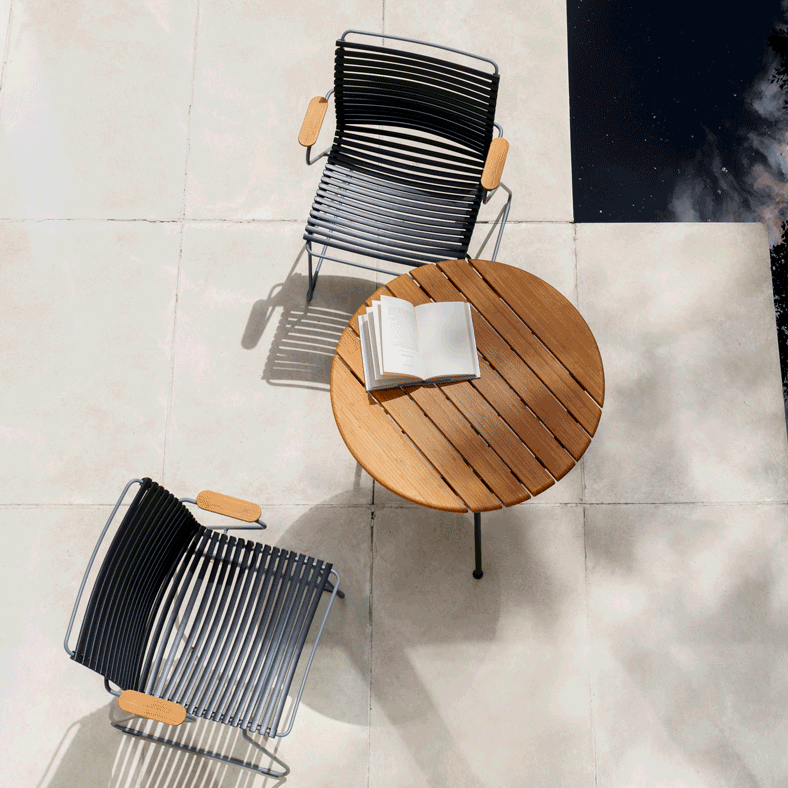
330 258 605 577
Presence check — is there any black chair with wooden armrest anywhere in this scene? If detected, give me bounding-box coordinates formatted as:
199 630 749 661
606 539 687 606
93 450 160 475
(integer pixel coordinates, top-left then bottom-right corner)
64 477 343 778
299 30 511 302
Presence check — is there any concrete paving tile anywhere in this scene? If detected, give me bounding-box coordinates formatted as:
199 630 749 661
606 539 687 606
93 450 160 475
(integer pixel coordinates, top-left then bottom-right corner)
3 505 130 788
7 502 370 787
382 0 573 223
467 220 577 291
164 221 378 505
576 222 788 503
0 0 11 91
185 0 382 221
0 221 180 504
0 0 197 219
369 504 593 788
585 503 788 788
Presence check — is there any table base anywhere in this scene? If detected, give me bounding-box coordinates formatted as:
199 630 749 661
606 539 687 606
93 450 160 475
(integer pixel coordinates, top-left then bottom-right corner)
473 513 483 579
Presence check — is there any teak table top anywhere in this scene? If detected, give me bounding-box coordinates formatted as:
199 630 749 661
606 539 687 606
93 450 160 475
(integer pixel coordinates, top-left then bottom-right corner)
330 259 605 513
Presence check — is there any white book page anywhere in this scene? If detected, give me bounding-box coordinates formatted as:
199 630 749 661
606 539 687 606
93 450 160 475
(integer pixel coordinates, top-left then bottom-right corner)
379 296 424 380
357 312 378 390
415 301 479 380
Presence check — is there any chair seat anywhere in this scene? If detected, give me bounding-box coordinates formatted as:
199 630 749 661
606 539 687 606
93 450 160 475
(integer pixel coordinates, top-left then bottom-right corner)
139 532 332 738
70 479 336 740
304 125 486 267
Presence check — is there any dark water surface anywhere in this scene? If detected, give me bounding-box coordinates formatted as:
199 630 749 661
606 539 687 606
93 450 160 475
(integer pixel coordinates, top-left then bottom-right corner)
567 0 788 429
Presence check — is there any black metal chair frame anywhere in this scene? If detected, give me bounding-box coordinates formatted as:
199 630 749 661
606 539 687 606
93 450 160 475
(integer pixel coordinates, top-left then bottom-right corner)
301 30 512 302
64 478 344 778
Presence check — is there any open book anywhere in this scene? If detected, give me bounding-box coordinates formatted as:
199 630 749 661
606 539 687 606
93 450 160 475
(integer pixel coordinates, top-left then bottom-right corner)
357 295 481 391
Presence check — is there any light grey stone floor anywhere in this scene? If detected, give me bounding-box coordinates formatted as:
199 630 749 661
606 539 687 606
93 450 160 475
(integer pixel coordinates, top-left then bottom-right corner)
1 2 787 787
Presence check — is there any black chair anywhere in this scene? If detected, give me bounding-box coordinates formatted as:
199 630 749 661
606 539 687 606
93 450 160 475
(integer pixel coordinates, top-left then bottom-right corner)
298 30 511 301
64 477 344 778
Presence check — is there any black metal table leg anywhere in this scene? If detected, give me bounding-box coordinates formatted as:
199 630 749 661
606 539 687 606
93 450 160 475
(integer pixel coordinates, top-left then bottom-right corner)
473 512 483 579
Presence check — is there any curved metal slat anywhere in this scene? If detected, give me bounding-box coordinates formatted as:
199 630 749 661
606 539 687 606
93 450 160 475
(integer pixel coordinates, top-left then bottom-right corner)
74 481 202 691
303 231 444 267
326 153 481 205
324 158 480 206
164 535 237 699
187 538 248 715
337 38 497 82
343 123 486 159
237 551 301 729
337 79 494 125
147 529 218 696
337 130 485 173
332 136 483 181
336 59 495 100
226 547 291 726
264 562 331 736
118 496 195 687
323 160 480 205
306 215 466 259
305 227 456 264
309 207 466 245
248 557 320 733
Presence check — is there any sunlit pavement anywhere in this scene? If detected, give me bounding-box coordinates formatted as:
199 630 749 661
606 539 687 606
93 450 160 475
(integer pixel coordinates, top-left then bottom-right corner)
2 2 787 786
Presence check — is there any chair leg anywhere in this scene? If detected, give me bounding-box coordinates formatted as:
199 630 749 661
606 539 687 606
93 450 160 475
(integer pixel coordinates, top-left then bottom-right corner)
306 242 326 303
490 183 512 262
110 715 290 778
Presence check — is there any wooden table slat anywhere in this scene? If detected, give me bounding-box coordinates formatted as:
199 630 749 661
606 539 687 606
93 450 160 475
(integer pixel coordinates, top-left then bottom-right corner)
472 258 605 406
335 331 501 512
409 264 593 460
330 354 467 512
384 273 433 306
471 359 576 480
470 310 593 459
437 260 602 436
440 376 555 495
331 259 605 513
407 384 530 507
373 386 503 512
384 271 532 503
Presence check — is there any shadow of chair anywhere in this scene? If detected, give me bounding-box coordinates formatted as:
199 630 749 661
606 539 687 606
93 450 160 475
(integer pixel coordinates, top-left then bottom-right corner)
242 265 380 390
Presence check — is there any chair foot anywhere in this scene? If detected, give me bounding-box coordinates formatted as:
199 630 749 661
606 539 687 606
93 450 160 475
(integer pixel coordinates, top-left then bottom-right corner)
323 580 345 599
306 246 323 303
110 718 290 778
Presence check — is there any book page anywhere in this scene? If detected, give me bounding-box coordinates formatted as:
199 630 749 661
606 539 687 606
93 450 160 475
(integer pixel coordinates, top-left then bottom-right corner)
370 303 386 381
357 312 379 390
415 301 480 381
379 296 424 380
360 303 425 391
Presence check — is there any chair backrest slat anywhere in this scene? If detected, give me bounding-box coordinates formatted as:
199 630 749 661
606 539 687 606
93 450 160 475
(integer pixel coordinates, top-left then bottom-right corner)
335 40 499 158
73 479 201 690
119 499 198 688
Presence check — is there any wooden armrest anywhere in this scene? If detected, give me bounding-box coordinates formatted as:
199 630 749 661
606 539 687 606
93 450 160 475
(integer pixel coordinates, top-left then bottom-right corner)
481 137 509 190
196 489 262 522
118 690 186 726
298 96 329 147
